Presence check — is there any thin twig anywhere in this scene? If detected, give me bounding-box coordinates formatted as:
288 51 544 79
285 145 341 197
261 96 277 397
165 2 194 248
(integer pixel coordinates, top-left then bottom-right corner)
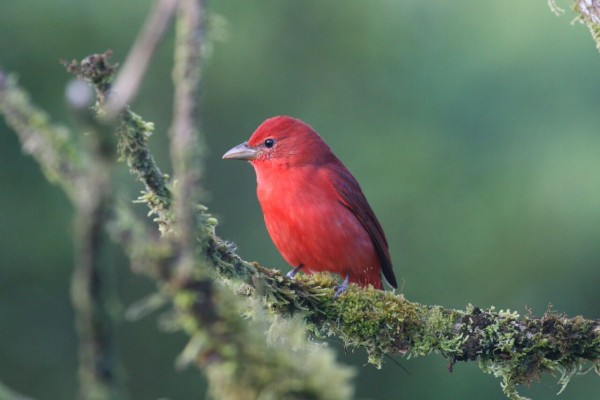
104 0 179 117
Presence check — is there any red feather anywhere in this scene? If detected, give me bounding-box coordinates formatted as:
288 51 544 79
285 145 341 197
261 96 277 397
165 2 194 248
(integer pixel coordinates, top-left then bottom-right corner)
223 116 397 290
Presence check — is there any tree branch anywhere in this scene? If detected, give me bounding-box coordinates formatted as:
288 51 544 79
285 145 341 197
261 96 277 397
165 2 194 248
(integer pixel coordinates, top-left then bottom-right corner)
0 72 83 201
104 0 179 117
169 0 205 259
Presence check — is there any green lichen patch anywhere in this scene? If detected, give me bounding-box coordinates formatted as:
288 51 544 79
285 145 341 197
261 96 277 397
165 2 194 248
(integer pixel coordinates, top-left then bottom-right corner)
454 307 600 399
314 285 419 367
410 305 465 358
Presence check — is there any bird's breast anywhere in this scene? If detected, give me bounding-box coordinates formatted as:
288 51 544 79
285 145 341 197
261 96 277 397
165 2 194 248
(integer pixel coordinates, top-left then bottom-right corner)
254 165 377 274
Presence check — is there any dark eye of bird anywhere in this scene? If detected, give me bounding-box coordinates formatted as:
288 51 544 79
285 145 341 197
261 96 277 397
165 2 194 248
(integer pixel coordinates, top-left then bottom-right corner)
264 138 275 148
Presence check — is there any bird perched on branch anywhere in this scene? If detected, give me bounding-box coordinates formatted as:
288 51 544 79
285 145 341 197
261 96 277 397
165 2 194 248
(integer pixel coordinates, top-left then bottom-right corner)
223 116 397 296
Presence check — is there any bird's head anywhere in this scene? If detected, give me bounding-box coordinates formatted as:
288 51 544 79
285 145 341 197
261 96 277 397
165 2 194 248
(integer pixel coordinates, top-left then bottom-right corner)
222 116 334 167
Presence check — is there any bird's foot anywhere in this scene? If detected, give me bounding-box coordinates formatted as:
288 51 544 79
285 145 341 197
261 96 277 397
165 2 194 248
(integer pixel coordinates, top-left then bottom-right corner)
333 274 350 299
286 264 304 279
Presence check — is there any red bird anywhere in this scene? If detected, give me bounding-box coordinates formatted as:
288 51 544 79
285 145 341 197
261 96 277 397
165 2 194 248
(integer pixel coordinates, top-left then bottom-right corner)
223 116 397 294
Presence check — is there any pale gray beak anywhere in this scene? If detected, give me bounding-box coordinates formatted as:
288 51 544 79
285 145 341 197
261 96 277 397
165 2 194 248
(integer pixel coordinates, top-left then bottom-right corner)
222 142 257 160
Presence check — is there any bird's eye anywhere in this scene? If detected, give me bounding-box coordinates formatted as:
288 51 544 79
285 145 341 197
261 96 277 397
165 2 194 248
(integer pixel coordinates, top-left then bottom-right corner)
264 138 275 148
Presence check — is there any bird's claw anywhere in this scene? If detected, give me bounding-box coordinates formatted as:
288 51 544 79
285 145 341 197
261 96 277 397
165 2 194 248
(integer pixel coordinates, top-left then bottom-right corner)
333 285 346 299
286 265 304 279
333 274 350 299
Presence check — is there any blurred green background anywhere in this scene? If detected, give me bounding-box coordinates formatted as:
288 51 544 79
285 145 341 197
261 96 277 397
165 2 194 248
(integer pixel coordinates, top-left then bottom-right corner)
1 1 598 399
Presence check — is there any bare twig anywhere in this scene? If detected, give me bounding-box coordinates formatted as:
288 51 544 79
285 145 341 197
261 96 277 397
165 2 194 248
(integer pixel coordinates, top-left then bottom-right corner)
104 0 178 117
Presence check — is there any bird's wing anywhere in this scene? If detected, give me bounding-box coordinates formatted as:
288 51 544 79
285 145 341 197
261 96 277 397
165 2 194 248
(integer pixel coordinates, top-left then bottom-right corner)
329 165 398 289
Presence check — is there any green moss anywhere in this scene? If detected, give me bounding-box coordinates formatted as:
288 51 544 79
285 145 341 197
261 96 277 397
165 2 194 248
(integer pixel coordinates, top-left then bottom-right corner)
114 109 172 233
411 306 465 357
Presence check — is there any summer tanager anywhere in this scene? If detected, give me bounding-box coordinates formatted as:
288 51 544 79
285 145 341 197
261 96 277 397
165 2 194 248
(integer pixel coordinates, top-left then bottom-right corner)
223 116 397 293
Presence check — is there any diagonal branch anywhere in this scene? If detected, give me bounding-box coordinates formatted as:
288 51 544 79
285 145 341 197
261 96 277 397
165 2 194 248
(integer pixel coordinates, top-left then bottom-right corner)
0 72 83 201
104 0 179 117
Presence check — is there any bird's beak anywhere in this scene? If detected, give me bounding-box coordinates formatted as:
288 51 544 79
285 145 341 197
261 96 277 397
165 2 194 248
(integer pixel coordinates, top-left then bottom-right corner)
222 141 257 160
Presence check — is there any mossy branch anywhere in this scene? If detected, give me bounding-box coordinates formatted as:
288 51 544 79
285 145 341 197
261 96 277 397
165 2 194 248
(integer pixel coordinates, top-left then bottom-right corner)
0 72 83 200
